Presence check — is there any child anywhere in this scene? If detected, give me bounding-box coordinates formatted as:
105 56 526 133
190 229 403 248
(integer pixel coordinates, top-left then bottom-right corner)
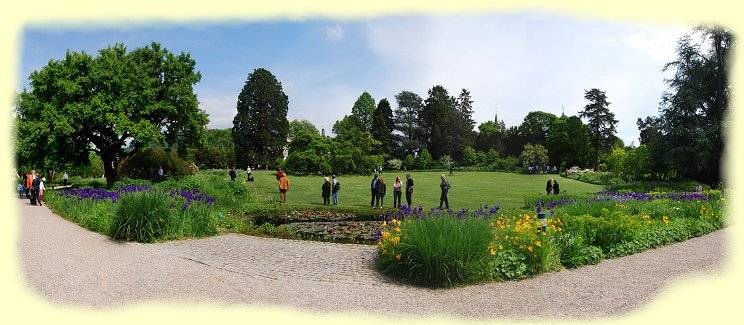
18 182 24 198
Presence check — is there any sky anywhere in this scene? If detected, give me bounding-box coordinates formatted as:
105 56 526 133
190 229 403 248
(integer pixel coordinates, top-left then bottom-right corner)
17 12 691 147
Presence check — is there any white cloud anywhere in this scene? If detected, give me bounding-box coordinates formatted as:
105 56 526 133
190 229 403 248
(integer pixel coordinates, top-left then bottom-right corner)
199 95 237 129
325 24 344 41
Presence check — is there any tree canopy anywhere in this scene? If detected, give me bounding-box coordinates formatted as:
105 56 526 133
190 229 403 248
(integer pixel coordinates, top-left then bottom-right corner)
232 68 289 169
15 42 208 187
579 88 618 171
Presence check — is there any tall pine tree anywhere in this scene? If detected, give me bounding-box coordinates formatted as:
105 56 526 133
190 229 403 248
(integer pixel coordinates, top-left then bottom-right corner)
393 91 425 158
579 88 618 171
371 98 394 157
232 68 289 169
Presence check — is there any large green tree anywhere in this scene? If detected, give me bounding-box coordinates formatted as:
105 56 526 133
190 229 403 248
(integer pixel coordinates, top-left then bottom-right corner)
579 88 618 171
288 119 320 141
655 26 732 186
519 111 557 146
15 42 208 188
421 85 455 159
545 115 591 168
191 128 235 169
371 98 394 157
351 91 376 131
392 90 425 158
232 68 289 169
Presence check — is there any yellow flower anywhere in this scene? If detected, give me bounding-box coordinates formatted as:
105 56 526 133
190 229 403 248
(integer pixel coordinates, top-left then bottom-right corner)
528 246 534 252
498 245 503 250
662 216 669 224
394 227 401 233
381 221 387 227
395 254 401 260
490 249 496 255
535 241 542 247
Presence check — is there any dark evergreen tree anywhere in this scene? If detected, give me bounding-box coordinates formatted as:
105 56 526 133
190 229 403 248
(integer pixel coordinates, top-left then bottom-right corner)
371 98 394 157
393 91 425 158
421 85 455 159
579 88 618 171
656 26 732 186
232 68 289 169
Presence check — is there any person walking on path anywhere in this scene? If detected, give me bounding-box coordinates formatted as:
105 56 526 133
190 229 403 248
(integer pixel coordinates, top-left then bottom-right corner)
18 182 24 198
278 170 289 203
405 174 414 207
438 174 451 210
376 177 386 208
393 176 402 208
38 177 46 205
552 179 560 195
546 179 553 195
229 167 237 182
25 171 33 199
62 172 68 187
370 174 379 208
158 166 164 182
30 175 41 206
321 177 331 205
331 175 340 206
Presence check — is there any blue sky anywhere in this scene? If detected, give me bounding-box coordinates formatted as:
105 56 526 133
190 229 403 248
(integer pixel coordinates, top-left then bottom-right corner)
18 12 690 146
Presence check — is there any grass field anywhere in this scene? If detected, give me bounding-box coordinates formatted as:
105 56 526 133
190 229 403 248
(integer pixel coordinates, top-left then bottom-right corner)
233 170 604 211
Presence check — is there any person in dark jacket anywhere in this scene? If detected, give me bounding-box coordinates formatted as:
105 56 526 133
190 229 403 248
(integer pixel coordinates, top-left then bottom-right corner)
552 179 560 195
376 177 386 208
546 179 553 195
438 174 451 210
321 177 331 205
370 174 379 208
405 174 414 207
229 167 237 182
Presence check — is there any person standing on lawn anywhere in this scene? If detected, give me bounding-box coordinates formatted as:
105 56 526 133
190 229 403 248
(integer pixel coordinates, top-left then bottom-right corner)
321 177 331 205
553 179 560 195
229 167 237 182
278 170 289 203
405 174 414 207
393 176 402 208
376 177 386 208
63 172 68 186
370 174 379 208
438 174 451 210
546 178 553 195
331 175 340 206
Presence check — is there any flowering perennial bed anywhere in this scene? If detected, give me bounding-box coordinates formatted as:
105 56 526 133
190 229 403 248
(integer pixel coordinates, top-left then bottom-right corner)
375 191 726 287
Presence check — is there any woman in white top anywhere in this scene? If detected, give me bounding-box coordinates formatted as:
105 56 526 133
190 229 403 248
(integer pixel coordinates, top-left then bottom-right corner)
39 177 46 205
393 176 403 208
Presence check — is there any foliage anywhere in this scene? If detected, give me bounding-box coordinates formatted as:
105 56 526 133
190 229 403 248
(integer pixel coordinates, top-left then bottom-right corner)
518 111 557 146
121 147 193 180
109 190 174 243
371 98 395 157
288 119 320 141
232 68 289 169
387 158 403 170
403 154 415 170
15 42 208 188
579 88 618 171
191 128 235 169
351 92 376 131
650 26 733 187
545 115 591 168
473 119 506 154
392 91 425 158
416 148 434 169
519 143 548 170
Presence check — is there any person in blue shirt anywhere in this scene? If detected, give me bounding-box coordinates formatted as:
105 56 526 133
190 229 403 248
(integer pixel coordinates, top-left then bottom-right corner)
370 174 379 208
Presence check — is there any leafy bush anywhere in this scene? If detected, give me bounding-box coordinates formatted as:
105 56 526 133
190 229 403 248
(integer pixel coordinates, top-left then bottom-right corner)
109 191 172 243
121 147 193 180
559 234 604 268
491 249 528 280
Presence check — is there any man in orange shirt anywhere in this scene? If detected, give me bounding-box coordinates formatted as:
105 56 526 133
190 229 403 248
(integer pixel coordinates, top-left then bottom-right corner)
278 170 289 203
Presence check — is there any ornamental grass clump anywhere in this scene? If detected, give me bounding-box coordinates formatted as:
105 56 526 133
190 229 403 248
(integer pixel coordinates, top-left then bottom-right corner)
109 190 172 243
377 215 494 288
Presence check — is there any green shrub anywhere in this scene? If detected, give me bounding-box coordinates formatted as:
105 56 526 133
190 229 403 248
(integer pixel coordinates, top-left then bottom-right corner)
560 234 604 268
490 249 529 280
109 191 172 243
121 147 193 180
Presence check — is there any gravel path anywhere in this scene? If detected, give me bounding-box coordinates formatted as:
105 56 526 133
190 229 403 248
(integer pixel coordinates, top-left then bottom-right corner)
18 197 728 320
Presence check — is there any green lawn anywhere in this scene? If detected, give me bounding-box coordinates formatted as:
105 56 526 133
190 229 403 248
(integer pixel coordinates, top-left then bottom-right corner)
236 170 604 211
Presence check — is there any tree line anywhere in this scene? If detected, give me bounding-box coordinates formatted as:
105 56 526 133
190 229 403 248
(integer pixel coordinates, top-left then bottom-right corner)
14 26 731 188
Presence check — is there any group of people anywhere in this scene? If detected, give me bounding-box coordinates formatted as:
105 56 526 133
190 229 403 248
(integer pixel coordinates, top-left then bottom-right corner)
229 166 254 182
17 170 48 206
321 175 341 206
546 178 561 195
